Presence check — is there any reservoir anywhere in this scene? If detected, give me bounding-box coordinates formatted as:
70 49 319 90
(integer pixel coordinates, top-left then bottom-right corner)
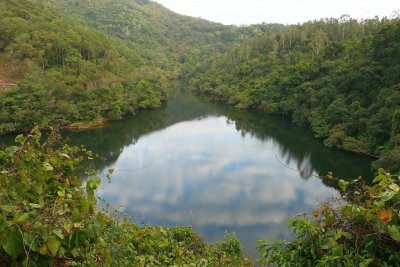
0 89 372 256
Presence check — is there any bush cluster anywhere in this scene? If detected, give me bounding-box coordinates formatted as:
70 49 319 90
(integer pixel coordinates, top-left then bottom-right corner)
258 169 400 266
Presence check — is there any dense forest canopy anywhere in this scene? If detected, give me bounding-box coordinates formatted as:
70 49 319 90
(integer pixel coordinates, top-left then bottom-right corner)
189 16 400 172
49 0 243 70
0 0 170 134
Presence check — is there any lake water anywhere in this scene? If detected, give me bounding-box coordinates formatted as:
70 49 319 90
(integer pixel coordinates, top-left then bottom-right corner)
0 89 372 257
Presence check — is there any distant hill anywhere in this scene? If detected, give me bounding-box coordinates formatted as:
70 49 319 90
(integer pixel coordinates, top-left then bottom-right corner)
49 0 244 77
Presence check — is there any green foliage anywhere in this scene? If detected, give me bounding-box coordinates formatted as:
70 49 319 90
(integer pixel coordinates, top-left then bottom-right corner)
49 0 242 67
0 0 168 134
324 124 368 154
257 169 400 266
0 128 252 266
189 17 400 171
0 127 108 265
0 0 247 134
103 220 251 266
372 148 400 175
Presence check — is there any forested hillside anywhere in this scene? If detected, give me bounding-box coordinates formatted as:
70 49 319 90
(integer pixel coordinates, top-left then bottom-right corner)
189 17 400 172
0 0 243 135
49 0 243 77
0 0 169 134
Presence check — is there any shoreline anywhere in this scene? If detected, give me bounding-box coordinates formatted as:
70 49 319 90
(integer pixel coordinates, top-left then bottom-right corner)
60 117 110 131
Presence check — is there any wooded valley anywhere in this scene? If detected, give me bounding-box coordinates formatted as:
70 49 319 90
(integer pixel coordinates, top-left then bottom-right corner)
0 0 399 265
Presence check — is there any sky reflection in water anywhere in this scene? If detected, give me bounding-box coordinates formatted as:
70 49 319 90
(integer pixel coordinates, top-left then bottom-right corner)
96 115 340 254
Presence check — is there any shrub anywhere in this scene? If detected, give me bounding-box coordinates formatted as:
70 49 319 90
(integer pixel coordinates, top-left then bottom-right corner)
258 169 400 266
0 127 107 266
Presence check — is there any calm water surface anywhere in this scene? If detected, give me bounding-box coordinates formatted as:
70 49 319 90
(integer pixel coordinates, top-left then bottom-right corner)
0 89 372 256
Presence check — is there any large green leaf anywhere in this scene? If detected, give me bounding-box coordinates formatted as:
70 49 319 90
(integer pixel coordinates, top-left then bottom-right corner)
47 237 61 257
87 176 101 190
53 229 64 240
43 162 54 172
2 232 23 257
71 230 87 248
4 146 18 158
388 225 400 241
32 182 43 194
338 179 350 191
15 134 25 144
380 190 396 202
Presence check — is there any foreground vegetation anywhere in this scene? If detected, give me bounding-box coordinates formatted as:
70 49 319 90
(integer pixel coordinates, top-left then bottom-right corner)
0 129 252 266
258 169 400 266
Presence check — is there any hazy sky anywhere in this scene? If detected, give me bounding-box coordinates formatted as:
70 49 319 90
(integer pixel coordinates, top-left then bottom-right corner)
152 0 399 25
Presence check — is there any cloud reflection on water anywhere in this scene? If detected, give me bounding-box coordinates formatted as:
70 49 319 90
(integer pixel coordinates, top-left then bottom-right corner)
96 116 338 252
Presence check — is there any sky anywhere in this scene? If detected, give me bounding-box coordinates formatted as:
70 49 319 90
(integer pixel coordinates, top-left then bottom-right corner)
152 0 399 25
